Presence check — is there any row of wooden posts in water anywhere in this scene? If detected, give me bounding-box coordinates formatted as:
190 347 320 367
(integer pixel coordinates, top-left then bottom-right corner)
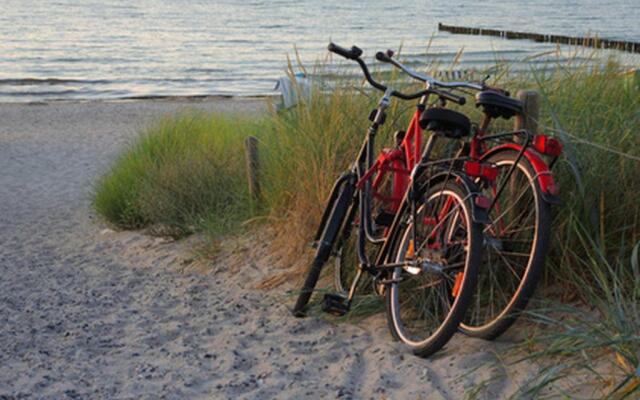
438 23 640 54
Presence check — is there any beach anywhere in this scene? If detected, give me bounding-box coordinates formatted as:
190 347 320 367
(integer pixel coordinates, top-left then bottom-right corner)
0 98 568 398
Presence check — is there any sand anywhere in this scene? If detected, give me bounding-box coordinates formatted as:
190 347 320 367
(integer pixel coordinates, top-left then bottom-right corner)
0 97 546 399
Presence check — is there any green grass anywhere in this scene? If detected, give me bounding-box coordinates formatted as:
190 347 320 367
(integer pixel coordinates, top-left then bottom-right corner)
93 52 639 396
466 227 639 399
93 112 257 237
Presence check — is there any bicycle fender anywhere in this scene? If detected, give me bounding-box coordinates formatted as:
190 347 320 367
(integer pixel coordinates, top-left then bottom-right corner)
481 144 561 205
313 171 357 242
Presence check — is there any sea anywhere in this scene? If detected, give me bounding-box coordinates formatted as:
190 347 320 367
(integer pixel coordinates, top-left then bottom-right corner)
1 0 638 102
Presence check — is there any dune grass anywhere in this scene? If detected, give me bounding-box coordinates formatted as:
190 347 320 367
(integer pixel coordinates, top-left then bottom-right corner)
93 53 639 396
465 228 639 399
93 112 256 237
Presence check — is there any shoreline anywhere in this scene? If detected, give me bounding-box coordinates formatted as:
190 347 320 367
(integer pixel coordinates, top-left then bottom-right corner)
0 93 279 107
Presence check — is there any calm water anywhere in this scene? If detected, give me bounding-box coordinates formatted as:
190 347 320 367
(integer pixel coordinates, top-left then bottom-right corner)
1 0 638 102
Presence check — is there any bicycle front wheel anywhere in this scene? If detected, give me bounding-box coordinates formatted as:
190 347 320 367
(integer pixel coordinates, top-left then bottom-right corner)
386 181 482 357
292 177 355 317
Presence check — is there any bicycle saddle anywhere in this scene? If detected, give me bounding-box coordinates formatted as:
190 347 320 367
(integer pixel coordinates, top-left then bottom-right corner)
475 90 523 119
419 108 471 139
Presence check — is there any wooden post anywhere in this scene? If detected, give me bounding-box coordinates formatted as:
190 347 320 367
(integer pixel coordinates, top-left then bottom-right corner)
514 90 540 135
244 136 261 203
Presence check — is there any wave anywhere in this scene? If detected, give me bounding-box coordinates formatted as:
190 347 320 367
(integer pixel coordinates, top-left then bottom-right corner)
0 78 112 86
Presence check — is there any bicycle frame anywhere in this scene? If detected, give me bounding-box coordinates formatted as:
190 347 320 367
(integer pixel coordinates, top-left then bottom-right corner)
374 50 562 202
345 92 562 295
356 106 423 214
346 92 492 295
333 92 436 279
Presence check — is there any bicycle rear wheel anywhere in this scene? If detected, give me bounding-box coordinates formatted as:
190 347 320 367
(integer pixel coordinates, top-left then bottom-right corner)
460 149 551 339
386 181 482 357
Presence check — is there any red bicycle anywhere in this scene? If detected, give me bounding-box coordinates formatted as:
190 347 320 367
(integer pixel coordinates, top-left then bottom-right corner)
349 50 564 340
293 43 497 357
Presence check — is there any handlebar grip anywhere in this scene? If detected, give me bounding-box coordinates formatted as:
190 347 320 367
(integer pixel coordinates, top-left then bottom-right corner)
328 43 363 60
375 51 393 63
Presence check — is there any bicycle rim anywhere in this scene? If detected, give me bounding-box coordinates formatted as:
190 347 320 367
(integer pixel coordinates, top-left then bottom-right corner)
387 183 480 354
461 151 550 337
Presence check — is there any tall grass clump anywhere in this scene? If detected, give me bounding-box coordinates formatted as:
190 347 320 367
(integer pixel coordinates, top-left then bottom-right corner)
467 225 639 399
93 112 256 237
516 230 639 398
529 62 640 279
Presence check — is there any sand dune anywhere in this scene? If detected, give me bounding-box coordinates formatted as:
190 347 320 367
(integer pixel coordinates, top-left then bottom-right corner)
0 98 547 399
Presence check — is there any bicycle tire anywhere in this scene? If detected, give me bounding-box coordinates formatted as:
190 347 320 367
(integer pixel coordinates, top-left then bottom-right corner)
460 148 551 339
385 180 482 357
332 201 379 296
292 178 355 317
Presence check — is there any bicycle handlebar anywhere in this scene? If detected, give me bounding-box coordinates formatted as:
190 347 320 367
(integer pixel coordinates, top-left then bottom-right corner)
328 42 466 105
374 50 393 64
376 49 486 92
327 43 363 60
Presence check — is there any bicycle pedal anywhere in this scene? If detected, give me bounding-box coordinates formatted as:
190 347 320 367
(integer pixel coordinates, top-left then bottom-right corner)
322 293 350 316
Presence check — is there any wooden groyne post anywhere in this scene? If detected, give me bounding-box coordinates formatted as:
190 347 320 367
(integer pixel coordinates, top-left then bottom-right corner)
244 136 261 203
438 23 640 54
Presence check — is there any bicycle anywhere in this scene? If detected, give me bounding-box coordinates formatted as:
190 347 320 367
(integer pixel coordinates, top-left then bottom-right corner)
374 50 563 340
292 43 497 357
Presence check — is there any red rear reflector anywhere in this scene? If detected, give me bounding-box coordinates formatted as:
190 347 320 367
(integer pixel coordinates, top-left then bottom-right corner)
533 135 563 156
465 160 482 176
482 165 499 181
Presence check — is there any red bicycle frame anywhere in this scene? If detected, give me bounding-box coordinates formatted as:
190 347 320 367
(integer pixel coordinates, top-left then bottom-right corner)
356 108 422 214
355 103 562 237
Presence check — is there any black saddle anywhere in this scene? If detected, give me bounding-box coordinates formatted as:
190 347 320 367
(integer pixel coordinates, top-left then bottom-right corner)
419 108 471 139
475 90 523 119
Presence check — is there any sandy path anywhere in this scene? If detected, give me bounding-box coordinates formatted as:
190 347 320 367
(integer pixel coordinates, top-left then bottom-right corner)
0 99 534 399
